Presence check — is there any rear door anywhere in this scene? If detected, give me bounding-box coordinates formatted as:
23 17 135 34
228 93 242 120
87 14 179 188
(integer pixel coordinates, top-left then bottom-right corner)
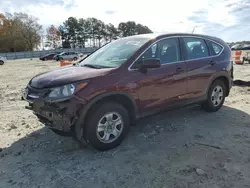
180 37 218 99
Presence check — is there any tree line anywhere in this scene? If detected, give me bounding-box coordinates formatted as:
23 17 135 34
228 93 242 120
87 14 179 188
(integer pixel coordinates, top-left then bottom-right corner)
0 12 153 52
57 17 152 48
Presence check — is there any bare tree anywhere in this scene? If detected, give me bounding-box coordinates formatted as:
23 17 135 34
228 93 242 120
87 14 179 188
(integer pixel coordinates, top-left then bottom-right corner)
46 25 61 48
12 13 42 50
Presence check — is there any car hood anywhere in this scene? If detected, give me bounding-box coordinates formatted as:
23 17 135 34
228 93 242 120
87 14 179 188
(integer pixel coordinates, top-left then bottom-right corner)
30 66 114 89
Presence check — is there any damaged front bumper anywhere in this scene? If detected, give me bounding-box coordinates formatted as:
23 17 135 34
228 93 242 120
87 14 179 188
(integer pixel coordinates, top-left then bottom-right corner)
23 85 85 132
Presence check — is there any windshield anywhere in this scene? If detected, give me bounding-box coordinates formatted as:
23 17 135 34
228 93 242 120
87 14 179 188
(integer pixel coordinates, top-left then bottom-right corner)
79 37 151 68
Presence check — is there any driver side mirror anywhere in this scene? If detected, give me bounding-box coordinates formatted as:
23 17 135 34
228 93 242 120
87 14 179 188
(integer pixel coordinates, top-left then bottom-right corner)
139 58 161 73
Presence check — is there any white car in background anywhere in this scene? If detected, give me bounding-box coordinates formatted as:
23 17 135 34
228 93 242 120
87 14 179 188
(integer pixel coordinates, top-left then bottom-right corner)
0 56 7 65
56 52 80 61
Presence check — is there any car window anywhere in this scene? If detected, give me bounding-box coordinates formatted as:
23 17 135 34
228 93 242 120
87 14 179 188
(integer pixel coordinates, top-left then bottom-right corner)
132 38 180 68
183 37 209 60
211 42 223 55
157 38 179 64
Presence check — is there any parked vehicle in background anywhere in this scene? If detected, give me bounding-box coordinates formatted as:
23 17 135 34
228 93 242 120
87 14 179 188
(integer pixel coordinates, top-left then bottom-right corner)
243 52 250 64
241 44 250 50
23 33 233 151
231 44 250 51
56 52 80 61
53 53 60 60
39 52 61 61
0 56 7 65
231 44 241 50
77 52 84 58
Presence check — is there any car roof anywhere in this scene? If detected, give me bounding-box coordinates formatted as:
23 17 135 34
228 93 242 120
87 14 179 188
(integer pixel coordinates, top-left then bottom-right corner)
122 32 224 44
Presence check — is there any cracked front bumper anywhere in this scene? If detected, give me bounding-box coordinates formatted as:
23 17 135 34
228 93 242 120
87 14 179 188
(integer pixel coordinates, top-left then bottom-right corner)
23 86 85 132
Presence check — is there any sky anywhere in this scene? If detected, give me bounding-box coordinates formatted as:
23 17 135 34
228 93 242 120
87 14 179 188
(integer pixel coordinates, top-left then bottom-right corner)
1 0 250 42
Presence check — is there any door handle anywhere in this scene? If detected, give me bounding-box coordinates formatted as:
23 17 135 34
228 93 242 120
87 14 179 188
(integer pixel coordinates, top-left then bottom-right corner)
209 60 216 65
176 67 184 73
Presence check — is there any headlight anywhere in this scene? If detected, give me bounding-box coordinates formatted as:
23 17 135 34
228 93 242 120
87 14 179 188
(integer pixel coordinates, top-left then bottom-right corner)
47 82 88 100
48 84 75 98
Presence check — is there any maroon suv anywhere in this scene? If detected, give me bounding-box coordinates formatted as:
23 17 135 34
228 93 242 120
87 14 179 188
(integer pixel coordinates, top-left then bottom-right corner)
23 33 233 151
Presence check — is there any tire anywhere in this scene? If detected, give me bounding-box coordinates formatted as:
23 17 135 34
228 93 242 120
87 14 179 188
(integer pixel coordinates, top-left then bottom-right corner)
50 128 72 137
0 60 4 65
73 57 77 61
81 102 130 151
202 80 226 112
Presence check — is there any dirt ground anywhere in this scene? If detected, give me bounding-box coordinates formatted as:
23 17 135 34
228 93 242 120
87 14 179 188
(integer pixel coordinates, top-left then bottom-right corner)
0 59 250 188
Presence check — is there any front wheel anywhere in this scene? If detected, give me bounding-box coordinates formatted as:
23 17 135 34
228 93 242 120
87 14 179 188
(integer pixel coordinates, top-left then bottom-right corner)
202 80 226 112
82 102 130 151
0 60 4 65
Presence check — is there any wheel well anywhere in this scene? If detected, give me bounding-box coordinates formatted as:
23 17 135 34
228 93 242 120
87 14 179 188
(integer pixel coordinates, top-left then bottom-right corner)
214 76 230 96
84 94 136 125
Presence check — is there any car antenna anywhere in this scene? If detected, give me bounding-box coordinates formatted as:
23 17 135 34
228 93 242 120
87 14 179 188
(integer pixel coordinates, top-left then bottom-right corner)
192 27 195 34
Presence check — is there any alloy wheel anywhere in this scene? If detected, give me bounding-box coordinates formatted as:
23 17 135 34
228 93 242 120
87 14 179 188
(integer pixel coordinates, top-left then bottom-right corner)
96 112 124 143
211 85 223 107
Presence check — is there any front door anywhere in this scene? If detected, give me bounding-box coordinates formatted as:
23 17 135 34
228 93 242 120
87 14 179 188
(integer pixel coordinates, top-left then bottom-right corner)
128 37 188 112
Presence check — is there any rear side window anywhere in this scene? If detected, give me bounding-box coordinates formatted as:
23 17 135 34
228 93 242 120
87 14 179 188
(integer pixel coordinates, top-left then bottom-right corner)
183 37 209 60
207 41 223 56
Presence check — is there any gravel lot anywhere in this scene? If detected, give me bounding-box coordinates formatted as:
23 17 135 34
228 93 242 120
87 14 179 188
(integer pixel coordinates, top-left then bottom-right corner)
0 59 250 188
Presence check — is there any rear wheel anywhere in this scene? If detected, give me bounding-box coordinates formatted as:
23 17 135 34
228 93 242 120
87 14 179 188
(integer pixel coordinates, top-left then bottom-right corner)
73 57 77 61
79 102 130 151
0 60 4 65
202 80 226 112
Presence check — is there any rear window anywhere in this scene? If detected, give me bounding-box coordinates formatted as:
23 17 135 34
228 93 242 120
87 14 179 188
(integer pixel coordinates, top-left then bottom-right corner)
183 37 209 60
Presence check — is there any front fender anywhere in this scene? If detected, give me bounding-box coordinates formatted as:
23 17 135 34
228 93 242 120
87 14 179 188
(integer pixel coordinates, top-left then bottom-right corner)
74 91 137 141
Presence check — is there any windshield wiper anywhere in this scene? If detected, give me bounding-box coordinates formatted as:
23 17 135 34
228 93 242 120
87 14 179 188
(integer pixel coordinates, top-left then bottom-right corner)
82 64 101 69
